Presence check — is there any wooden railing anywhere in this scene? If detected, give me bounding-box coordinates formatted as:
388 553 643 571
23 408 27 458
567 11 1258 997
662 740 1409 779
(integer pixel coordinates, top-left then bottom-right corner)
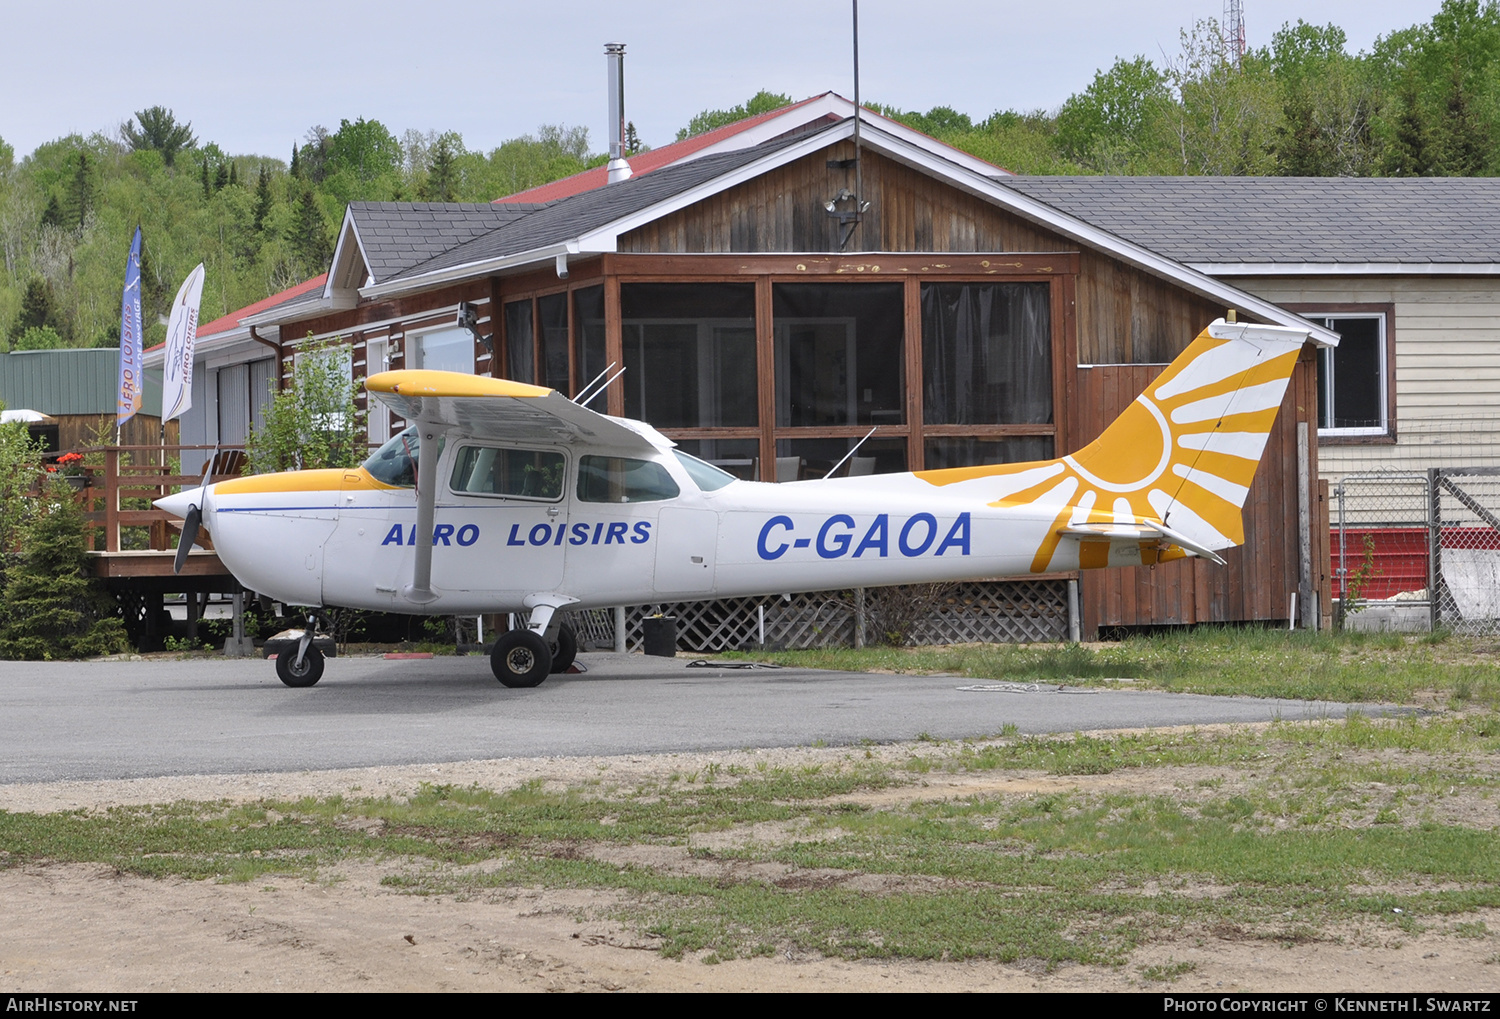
53 445 248 553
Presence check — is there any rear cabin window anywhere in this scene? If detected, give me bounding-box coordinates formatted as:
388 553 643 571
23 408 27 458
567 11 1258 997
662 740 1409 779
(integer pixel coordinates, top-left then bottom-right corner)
450 446 565 500
577 456 680 503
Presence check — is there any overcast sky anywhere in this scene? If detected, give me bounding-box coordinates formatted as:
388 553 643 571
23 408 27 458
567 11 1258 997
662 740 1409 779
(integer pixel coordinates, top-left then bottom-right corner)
1 0 1444 161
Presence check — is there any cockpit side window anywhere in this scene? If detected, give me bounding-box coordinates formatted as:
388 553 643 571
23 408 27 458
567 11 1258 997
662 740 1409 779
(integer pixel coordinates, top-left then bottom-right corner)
450 446 566 500
577 455 680 503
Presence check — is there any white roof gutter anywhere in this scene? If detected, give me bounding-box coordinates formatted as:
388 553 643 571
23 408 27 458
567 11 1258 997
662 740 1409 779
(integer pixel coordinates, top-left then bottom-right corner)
1195 262 1500 277
357 240 581 302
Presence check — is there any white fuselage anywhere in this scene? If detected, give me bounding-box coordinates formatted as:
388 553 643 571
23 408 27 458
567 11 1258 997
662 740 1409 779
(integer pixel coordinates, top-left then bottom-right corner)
197 438 1109 615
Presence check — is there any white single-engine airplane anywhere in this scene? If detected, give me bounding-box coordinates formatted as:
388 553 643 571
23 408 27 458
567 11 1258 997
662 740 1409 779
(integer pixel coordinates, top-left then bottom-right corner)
157 318 1310 688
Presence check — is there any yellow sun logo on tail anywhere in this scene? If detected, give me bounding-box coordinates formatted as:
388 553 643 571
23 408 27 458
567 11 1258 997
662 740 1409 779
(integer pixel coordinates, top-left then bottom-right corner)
916 319 1309 572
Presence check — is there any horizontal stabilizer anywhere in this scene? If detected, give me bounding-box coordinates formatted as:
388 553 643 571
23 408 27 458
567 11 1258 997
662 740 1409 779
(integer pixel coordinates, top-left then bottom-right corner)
1057 519 1228 567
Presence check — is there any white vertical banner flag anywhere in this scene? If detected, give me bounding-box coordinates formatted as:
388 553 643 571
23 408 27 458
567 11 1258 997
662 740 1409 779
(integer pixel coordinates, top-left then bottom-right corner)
161 263 205 422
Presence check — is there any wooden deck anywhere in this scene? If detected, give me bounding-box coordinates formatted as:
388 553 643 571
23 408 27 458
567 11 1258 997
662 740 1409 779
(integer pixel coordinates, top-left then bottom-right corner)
89 550 232 579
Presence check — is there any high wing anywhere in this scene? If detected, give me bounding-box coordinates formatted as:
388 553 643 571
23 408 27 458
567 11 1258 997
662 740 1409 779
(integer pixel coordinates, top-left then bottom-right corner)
365 370 668 456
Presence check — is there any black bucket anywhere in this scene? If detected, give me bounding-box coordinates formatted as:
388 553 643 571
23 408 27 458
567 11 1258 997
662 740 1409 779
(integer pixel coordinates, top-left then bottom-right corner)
642 615 678 658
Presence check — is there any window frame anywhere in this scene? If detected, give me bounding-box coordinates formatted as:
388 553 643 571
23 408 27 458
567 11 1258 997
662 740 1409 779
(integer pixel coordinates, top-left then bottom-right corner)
1285 303 1396 445
409 324 476 375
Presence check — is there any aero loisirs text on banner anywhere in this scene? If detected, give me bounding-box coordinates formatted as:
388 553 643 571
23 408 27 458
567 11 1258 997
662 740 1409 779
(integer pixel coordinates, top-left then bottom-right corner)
161 263 205 423
115 227 144 428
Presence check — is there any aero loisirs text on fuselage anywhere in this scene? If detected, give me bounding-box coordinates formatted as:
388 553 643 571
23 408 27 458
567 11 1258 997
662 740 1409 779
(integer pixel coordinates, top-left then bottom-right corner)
155 318 1311 689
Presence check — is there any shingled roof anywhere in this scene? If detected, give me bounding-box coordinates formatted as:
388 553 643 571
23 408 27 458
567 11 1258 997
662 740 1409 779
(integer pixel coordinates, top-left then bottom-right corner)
1000 176 1500 266
375 130 820 285
347 202 547 283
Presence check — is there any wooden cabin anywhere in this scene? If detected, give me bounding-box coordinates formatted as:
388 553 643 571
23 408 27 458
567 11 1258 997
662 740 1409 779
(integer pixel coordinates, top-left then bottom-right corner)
236 105 1338 639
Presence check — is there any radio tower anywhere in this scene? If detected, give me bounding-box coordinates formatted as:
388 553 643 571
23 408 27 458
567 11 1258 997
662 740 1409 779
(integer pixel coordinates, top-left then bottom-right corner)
1224 0 1247 68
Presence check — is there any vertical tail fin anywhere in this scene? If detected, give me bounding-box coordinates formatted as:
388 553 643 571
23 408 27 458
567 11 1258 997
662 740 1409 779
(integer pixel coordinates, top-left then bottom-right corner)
917 318 1311 571
1064 319 1309 553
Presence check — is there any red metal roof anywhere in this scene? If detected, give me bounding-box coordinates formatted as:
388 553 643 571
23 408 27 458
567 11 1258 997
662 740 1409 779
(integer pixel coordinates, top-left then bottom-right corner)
145 273 330 352
198 273 328 337
495 95 834 205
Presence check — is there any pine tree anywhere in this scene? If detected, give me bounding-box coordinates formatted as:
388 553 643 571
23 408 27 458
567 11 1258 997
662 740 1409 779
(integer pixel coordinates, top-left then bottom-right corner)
0 475 129 660
290 144 301 179
228 161 239 188
11 277 57 339
422 137 458 201
69 151 94 229
1435 59 1492 176
290 183 331 275
38 194 65 229
201 157 212 198
253 166 273 232
214 161 229 192
1276 84 1331 175
1385 68 1434 176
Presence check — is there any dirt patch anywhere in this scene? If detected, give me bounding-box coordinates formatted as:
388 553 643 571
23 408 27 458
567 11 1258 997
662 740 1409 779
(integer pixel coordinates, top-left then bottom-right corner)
5 735 1500 992
5 861 1500 992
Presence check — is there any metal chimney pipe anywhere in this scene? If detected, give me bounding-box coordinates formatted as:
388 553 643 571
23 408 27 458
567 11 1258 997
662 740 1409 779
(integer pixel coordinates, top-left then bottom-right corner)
605 42 632 184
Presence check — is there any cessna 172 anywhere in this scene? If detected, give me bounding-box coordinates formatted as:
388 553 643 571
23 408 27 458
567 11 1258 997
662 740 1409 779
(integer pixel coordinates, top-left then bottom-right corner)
156 318 1311 689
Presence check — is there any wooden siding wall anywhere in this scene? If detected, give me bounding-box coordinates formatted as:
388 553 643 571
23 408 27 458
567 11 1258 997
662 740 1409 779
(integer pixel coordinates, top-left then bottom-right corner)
1224 275 1500 479
1072 348 1327 632
1077 251 1231 365
56 414 174 452
620 143 1073 255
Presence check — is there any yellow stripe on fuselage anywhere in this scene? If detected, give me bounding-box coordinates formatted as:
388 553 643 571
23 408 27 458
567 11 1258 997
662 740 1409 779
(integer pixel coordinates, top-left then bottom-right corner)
365 370 553 400
214 467 398 494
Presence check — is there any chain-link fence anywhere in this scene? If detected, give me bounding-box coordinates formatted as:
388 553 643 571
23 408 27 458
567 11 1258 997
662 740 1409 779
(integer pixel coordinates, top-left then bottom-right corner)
1334 466 1500 634
1431 468 1500 635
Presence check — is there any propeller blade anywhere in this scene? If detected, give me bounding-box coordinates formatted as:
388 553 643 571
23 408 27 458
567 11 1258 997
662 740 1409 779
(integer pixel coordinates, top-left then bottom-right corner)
174 503 201 575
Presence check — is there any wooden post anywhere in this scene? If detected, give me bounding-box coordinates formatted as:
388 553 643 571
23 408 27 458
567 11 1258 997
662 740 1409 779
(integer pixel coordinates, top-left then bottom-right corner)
104 446 120 553
1297 422 1314 630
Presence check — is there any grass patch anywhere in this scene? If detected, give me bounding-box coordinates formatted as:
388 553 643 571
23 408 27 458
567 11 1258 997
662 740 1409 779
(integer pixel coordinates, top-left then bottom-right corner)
724 627 1500 705
5 715 1500 967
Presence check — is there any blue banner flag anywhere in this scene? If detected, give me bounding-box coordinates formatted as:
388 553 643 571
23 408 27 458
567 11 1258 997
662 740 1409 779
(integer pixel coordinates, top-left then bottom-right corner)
116 227 144 427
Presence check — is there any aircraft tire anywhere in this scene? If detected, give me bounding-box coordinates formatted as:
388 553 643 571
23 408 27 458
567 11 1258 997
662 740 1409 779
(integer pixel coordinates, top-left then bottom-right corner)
276 645 324 687
548 623 578 674
492 630 552 688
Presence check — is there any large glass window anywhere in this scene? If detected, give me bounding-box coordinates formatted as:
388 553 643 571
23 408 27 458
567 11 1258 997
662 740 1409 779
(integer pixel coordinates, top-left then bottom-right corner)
924 437 1054 472
503 299 534 383
412 326 474 374
621 283 758 428
538 292 569 394
922 283 1051 425
775 437 908 480
774 283 903 427
573 285 607 401
1315 314 1387 434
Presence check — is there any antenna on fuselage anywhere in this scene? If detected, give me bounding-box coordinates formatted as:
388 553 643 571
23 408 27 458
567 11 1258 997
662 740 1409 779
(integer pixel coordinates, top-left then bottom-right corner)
824 425 878 478
573 363 627 410
572 362 616 405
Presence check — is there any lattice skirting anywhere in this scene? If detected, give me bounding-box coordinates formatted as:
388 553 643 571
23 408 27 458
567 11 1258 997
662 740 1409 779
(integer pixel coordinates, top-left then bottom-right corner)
570 580 1069 652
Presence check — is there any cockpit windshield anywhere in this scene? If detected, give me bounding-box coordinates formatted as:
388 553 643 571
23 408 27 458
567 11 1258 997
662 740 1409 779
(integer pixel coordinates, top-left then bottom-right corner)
363 425 443 488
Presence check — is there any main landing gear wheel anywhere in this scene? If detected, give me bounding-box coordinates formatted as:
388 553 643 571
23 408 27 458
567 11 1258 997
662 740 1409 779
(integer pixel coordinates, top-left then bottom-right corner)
276 645 324 687
492 630 552 688
548 623 578 674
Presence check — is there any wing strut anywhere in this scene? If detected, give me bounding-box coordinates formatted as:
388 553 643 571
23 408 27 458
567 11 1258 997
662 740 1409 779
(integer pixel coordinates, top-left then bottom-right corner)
403 424 442 604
